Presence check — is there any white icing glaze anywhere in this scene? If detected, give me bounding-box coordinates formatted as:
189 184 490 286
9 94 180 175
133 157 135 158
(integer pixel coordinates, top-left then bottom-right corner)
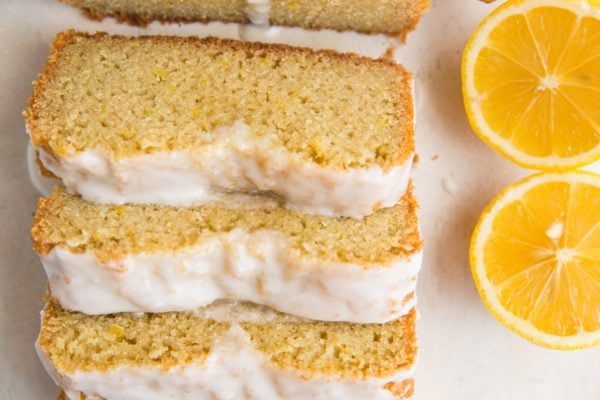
245 0 271 25
37 324 415 400
34 121 413 218
41 229 422 323
239 25 398 58
190 299 308 322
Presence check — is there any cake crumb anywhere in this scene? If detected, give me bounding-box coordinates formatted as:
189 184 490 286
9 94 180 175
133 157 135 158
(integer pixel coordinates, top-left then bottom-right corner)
442 177 458 196
382 46 396 61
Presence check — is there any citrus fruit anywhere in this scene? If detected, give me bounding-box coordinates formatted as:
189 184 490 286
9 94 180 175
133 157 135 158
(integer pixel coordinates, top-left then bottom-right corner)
462 0 600 170
470 171 600 349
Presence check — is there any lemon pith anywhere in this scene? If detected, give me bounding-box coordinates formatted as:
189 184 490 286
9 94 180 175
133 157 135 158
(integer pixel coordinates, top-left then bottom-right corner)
470 171 600 349
463 0 600 170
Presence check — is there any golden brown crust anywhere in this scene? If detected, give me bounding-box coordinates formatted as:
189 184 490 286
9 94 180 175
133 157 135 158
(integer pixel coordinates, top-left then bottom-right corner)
31 194 55 255
59 0 430 40
26 30 414 170
25 30 79 157
397 73 416 168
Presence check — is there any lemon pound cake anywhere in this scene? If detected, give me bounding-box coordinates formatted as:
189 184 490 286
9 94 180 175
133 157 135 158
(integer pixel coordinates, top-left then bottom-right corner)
32 185 422 323
39 301 417 400
26 31 415 218
60 0 430 40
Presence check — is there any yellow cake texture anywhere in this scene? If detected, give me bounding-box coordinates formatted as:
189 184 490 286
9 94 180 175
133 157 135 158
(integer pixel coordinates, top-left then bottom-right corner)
33 185 422 266
42 301 417 399
26 30 414 171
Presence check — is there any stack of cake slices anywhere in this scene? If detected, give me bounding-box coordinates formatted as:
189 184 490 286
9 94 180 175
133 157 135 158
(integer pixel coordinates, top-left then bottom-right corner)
27 27 423 400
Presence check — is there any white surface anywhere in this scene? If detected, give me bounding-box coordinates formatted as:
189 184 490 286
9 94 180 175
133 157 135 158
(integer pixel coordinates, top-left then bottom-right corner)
0 0 598 399
42 232 421 323
38 323 415 400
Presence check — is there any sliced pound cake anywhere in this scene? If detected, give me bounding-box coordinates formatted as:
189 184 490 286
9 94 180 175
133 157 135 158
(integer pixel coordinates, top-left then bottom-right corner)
40 301 417 400
32 185 422 323
26 31 415 218
60 0 430 40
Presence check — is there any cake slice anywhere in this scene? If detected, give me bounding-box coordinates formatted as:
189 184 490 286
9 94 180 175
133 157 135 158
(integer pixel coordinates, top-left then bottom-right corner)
32 185 422 323
39 301 417 400
60 0 430 40
26 30 415 218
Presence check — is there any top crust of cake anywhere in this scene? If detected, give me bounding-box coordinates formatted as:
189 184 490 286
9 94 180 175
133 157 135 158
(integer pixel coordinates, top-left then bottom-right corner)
59 0 431 40
26 30 414 171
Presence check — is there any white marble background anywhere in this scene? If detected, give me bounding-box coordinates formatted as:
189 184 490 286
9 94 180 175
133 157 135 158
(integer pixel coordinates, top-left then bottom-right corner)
0 0 598 399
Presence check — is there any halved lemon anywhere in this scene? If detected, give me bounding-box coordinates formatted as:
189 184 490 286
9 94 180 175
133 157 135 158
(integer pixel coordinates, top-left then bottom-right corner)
463 0 600 170
470 171 600 349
